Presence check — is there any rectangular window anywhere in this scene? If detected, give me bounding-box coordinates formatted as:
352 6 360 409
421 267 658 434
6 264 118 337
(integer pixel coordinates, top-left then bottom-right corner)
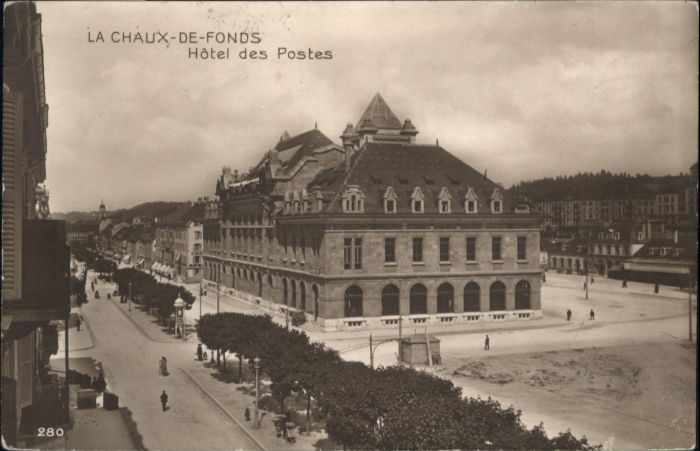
301 236 306 260
492 236 502 261
466 237 476 261
344 238 352 269
517 236 527 260
440 201 449 213
414 200 423 213
386 200 395 213
385 238 396 263
413 237 423 262
439 237 450 262
467 200 476 213
354 238 363 269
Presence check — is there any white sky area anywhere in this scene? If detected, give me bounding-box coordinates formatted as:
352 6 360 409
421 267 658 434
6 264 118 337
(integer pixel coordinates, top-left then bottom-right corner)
36 1 698 213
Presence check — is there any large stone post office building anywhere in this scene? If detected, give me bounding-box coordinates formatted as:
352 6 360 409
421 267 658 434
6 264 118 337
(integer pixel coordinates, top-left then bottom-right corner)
203 94 541 331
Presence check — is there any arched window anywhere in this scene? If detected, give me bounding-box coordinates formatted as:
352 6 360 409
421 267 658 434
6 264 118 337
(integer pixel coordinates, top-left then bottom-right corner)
410 283 427 314
282 278 288 305
489 281 506 311
463 282 480 312
381 284 400 316
437 283 454 313
312 284 320 321
345 285 363 317
291 280 297 308
300 282 306 311
515 280 531 310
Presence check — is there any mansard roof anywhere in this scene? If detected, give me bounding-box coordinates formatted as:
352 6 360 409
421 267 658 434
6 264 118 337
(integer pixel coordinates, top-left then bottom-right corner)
308 142 511 214
355 93 403 130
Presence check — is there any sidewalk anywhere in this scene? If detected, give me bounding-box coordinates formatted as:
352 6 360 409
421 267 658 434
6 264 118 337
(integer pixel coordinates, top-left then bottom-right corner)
182 357 334 450
56 313 95 353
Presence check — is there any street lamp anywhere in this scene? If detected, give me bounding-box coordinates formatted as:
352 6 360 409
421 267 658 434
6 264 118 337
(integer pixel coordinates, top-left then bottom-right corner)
174 295 186 339
199 282 203 321
253 357 261 429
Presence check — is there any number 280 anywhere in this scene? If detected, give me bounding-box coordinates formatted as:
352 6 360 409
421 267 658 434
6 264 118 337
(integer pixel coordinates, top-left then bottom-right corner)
37 427 64 437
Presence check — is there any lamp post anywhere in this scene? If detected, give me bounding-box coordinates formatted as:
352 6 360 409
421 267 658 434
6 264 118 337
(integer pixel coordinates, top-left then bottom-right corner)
174 295 186 340
128 282 132 311
253 357 261 429
199 282 203 321
689 267 694 342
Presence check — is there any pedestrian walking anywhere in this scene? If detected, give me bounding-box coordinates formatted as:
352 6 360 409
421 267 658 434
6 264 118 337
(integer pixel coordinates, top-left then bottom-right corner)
590 277 595 284
589 309 595 320
244 407 251 421
197 344 203 361
566 309 572 321
484 334 490 351
622 280 627 288
76 316 82 332
583 281 587 291
159 357 168 376
160 390 168 411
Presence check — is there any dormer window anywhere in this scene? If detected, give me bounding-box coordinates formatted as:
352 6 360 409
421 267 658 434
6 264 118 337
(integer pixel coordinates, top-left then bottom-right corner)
342 186 365 213
301 189 310 213
383 186 398 213
438 187 452 213
284 192 292 214
411 187 425 213
490 188 504 213
465 187 478 214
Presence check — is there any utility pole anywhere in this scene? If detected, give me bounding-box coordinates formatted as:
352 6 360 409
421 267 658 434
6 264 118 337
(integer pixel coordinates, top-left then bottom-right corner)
199 282 202 321
585 242 589 300
369 334 373 369
216 278 220 366
398 309 403 366
689 268 694 342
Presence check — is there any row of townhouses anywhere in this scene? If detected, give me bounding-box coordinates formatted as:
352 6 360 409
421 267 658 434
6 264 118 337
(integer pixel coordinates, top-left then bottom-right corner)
2 3 70 446
535 166 697 231
93 201 205 283
201 94 542 332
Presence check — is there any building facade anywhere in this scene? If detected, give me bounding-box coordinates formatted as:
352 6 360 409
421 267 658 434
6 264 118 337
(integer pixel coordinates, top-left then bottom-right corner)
203 94 542 331
153 203 204 282
2 3 70 445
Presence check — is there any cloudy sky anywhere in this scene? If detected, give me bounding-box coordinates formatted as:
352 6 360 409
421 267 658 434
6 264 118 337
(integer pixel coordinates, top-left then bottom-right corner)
37 1 697 213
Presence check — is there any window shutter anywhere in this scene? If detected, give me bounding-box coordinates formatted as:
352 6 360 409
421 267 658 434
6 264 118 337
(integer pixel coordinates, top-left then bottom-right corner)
2 89 24 300
17 333 34 407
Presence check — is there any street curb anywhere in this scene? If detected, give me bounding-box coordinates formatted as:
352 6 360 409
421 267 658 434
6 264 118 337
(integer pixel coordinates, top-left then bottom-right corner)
180 368 267 451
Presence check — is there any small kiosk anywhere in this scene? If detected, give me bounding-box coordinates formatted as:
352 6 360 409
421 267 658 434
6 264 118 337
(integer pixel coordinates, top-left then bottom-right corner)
400 334 441 366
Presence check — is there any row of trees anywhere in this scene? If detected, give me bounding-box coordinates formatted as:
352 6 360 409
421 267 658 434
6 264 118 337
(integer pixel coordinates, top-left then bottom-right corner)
113 268 194 319
70 243 116 277
197 312 595 450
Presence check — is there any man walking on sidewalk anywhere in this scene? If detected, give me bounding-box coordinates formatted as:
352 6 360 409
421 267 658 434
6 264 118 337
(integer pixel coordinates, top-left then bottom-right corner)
160 390 169 411
484 334 490 351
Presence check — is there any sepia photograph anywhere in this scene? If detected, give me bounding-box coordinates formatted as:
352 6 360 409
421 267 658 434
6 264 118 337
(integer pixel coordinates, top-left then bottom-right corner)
1 1 697 450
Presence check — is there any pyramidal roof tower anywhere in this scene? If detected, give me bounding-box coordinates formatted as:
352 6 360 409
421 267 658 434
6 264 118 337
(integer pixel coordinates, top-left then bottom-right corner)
349 93 420 145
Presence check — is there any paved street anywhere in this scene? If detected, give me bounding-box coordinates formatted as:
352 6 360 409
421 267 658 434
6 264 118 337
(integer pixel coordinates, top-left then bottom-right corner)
71 272 263 450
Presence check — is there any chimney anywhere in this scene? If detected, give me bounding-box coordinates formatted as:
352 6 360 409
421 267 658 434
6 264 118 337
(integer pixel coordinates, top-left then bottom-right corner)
341 123 357 172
